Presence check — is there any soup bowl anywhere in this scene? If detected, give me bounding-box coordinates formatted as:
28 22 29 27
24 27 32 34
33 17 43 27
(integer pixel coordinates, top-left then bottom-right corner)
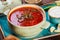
7 4 46 38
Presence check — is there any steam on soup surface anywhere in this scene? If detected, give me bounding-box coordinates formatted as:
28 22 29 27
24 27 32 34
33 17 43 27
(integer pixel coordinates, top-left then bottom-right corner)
9 7 43 27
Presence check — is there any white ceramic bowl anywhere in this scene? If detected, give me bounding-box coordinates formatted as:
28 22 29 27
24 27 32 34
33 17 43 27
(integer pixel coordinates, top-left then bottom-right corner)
7 4 46 38
25 0 42 4
48 6 60 24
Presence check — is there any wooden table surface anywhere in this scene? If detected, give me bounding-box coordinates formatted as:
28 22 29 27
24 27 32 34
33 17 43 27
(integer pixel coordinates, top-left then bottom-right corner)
41 35 60 40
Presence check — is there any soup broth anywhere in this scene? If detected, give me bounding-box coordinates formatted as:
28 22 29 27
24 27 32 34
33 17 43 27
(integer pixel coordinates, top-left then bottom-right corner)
9 7 43 27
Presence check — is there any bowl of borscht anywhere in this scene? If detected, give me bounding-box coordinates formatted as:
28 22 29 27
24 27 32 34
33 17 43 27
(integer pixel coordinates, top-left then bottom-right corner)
7 4 46 38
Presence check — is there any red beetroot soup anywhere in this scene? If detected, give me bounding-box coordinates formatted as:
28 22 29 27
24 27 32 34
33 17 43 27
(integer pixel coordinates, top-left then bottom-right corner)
9 7 43 27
